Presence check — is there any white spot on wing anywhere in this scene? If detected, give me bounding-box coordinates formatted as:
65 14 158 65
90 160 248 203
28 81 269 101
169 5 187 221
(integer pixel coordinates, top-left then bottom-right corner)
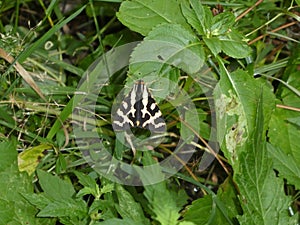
123 101 128 109
129 87 136 117
150 103 156 110
141 84 149 117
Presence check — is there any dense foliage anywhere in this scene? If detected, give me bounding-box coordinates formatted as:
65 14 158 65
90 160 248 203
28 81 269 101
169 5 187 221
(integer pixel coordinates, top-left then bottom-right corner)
0 0 299 224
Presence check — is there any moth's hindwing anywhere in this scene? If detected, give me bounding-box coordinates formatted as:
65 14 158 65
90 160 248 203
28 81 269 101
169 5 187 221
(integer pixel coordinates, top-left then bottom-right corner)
112 80 166 133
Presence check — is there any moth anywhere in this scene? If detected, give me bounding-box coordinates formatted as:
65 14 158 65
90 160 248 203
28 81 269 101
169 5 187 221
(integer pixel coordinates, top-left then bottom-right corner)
112 80 166 133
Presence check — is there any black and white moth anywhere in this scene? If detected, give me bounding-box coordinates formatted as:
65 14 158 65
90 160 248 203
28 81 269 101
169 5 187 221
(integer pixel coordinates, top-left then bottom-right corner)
112 80 166 133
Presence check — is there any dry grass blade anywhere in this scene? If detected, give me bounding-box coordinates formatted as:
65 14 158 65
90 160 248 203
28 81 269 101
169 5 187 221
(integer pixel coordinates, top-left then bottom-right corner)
0 48 46 101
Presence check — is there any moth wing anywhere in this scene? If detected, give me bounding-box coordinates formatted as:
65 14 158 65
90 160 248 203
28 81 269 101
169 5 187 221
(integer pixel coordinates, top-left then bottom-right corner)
139 87 166 133
112 80 166 133
112 91 135 131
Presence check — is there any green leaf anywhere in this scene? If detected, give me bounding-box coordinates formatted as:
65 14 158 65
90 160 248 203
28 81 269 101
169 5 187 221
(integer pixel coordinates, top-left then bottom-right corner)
180 109 200 141
100 182 115 195
37 170 75 201
22 193 51 209
203 37 222 56
89 199 116 221
115 184 150 224
268 105 300 163
182 195 232 225
0 140 54 224
234 93 296 225
37 199 87 218
33 172 88 221
180 0 211 35
74 171 97 189
287 117 300 126
267 69 300 190
0 200 14 225
217 177 242 221
181 0 251 58
117 0 190 36
268 105 290 145
139 155 188 225
0 140 17 171
213 66 275 168
130 23 204 77
18 144 51 175
210 12 235 36
267 143 300 190
55 129 66 148
55 153 67 174
143 182 185 225
269 71 300 164
219 31 252 59
74 171 99 198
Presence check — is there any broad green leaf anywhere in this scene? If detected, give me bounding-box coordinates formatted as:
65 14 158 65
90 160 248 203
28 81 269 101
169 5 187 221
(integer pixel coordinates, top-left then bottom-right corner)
268 104 300 163
89 199 116 221
74 171 97 190
219 31 252 59
0 140 54 225
74 171 100 198
217 177 242 221
130 23 204 76
22 193 51 209
180 0 211 35
267 143 300 190
181 0 251 58
0 140 17 171
203 37 222 56
37 170 75 201
270 71 300 162
32 172 88 221
139 153 188 225
287 117 300 126
143 182 186 225
267 69 300 191
37 199 87 218
235 93 296 225
182 195 232 225
210 12 235 36
213 66 275 168
115 184 150 224
146 23 204 73
0 200 14 225
117 0 190 36
18 144 52 175
181 0 238 38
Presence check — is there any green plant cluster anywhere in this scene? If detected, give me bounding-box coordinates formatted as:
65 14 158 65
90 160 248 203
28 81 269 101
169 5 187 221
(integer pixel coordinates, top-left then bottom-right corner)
0 0 299 224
